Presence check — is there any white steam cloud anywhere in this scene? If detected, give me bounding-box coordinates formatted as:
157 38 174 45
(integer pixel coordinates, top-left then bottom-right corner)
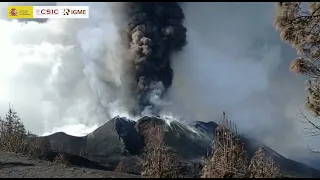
0 2 136 136
0 2 319 167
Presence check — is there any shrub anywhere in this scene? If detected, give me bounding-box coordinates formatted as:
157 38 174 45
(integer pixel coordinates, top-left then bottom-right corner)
0 106 27 153
201 112 282 178
115 160 126 172
26 138 51 159
53 153 71 167
246 147 281 178
0 106 51 160
201 112 247 178
141 125 179 178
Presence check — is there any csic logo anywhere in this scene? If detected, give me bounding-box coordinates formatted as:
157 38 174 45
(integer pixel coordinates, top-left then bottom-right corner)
9 8 18 16
36 8 59 15
63 8 86 16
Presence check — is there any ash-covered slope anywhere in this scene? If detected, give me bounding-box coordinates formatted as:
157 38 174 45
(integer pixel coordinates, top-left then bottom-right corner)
42 132 86 155
43 116 320 177
136 116 214 159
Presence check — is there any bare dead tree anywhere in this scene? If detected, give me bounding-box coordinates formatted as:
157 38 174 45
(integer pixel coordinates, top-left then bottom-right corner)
141 125 179 178
246 147 281 178
53 153 71 167
115 160 126 173
201 112 282 178
27 138 51 159
0 105 51 160
296 107 320 152
297 107 320 136
0 106 27 153
201 112 248 178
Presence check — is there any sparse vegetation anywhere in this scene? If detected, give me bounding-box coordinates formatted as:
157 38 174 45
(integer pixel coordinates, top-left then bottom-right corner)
0 106 27 153
247 147 281 178
201 112 248 178
0 106 50 159
115 160 126 173
141 125 179 178
53 153 71 167
202 113 247 178
114 156 142 175
139 112 282 178
201 112 281 178
26 137 51 159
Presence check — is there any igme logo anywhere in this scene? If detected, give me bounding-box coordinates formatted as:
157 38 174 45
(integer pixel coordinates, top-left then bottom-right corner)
63 8 86 16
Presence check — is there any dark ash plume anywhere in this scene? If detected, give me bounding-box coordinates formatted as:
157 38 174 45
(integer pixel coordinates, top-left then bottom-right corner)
125 2 187 115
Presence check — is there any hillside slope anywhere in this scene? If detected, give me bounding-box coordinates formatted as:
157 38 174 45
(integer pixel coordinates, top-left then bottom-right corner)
42 116 320 178
0 152 140 178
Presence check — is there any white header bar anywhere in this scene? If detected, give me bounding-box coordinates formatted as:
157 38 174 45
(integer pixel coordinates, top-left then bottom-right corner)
33 6 89 19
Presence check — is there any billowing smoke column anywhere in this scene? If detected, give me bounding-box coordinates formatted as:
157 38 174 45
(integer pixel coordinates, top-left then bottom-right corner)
125 2 187 115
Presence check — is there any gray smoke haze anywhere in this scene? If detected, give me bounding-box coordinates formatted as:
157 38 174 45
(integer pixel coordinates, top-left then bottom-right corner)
164 2 320 166
0 2 320 168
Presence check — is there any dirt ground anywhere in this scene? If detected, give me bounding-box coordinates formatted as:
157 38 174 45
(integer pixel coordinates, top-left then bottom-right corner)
0 152 141 178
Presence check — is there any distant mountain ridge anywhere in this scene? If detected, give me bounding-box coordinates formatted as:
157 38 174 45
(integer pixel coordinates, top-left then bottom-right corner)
41 116 320 178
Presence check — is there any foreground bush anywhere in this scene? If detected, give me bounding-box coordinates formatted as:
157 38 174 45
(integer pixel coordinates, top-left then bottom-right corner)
202 112 281 178
141 125 179 178
0 107 27 153
201 112 247 178
115 156 142 175
0 106 51 159
53 153 71 167
26 137 51 159
246 147 281 178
